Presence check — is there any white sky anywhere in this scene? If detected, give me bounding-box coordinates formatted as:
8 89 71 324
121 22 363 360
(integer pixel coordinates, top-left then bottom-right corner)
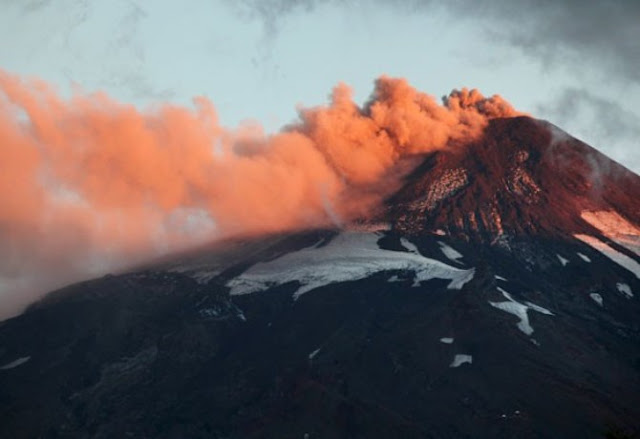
1 0 639 171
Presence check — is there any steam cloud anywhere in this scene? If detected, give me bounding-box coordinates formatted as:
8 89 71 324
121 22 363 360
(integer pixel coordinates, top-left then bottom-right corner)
0 70 517 319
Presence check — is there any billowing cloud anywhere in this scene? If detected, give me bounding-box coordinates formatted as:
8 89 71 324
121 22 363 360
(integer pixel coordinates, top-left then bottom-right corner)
0 71 517 319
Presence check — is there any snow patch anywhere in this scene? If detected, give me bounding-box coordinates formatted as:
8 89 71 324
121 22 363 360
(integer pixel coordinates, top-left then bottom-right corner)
438 242 464 264
557 254 569 266
308 348 321 360
575 234 640 279
199 308 219 318
581 211 640 257
400 237 420 254
590 293 603 307
0 356 30 370
190 270 221 284
440 337 454 344
524 301 554 316
387 274 405 283
616 283 633 299
495 275 507 281
434 229 446 236
577 252 591 263
450 354 472 368
168 265 221 285
489 287 553 336
227 232 475 300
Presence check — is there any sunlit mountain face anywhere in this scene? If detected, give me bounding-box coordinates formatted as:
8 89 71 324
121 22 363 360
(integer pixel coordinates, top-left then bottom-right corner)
1 114 639 438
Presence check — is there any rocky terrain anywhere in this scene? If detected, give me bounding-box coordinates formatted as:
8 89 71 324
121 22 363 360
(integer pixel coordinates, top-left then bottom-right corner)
1 117 639 438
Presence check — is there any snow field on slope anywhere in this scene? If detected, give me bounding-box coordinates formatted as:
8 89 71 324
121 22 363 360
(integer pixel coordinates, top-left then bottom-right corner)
227 233 475 299
450 354 472 368
575 234 640 279
0 356 30 370
616 283 633 299
581 211 640 257
438 241 464 264
489 287 553 336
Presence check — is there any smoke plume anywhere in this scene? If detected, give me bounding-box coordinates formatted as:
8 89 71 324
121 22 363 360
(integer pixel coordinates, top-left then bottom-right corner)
0 70 517 319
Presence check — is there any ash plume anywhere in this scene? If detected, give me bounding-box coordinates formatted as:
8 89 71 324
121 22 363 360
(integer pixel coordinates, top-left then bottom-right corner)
0 70 517 319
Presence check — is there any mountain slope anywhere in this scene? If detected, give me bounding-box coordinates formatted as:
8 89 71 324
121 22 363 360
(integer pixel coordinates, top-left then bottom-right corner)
386 116 640 241
1 117 639 439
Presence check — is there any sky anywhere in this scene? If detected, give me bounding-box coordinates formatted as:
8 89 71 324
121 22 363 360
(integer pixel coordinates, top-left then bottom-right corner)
1 0 639 170
0 0 639 319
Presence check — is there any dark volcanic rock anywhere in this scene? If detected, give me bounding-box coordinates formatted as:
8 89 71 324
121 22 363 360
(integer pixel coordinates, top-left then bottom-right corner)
1 117 639 438
386 117 640 242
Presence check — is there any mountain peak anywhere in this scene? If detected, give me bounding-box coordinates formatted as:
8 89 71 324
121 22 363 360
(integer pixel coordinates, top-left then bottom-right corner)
383 116 640 241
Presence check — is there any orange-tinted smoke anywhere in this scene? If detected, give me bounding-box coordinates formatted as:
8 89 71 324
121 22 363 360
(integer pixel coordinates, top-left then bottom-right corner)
0 71 518 319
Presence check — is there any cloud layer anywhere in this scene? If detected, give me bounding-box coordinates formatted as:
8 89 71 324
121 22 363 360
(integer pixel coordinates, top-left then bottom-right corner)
231 0 640 83
539 87 640 172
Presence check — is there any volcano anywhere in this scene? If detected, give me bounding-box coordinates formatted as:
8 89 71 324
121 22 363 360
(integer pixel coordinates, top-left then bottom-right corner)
1 116 639 438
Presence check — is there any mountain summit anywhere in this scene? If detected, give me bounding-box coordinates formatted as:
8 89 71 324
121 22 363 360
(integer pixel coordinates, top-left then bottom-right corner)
1 117 639 438
385 116 640 241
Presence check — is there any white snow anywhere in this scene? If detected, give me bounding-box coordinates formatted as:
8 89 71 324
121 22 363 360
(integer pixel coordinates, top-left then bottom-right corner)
0 356 30 370
438 241 464 264
575 234 640 279
164 234 294 285
450 354 472 368
524 301 554 316
308 348 321 360
434 229 447 236
400 237 420 254
581 211 640 257
190 270 221 285
199 308 220 318
590 293 604 307
616 283 634 299
227 232 476 300
577 252 591 263
440 337 454 344
169 264 221 284
489 287 553 336
557 254 570 266
495 275 508 281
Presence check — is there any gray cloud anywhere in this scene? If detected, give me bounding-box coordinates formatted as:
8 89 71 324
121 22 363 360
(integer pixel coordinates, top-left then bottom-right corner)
227 0 640 84
538 87 640 172
228 0 328 39
99 1 175 100
454 0 640 84
228 0 640 173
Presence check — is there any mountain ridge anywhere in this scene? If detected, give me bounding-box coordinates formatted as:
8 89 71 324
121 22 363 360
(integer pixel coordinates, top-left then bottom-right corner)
384 116 640 242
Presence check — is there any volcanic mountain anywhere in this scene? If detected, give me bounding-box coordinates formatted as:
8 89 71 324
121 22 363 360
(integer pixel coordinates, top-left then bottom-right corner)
1 116 639 438
385 116 640 241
